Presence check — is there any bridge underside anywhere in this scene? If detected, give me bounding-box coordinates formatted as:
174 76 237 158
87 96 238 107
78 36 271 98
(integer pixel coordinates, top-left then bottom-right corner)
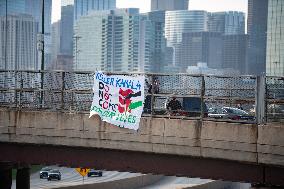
0 142 283 186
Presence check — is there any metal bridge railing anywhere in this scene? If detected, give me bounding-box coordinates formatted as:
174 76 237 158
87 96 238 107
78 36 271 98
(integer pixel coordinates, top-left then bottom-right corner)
0 70 283 124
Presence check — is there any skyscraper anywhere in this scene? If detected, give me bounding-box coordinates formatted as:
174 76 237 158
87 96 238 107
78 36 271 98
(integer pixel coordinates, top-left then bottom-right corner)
74 0 116 21
165 10 207 46
208 11 245 35
60 5 74 56
266 0 284 76
139 11 166 73
222 35 248 74
74 9 140 72
246 0 268 75
0 15 37 70
0 0 52 70
165 10 207 68
179 32 223 71
0 0 25 15
51 21 61 67
151 0 189 11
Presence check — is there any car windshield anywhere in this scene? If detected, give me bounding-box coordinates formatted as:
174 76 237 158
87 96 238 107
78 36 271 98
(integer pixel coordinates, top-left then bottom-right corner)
50 170 59 173
224 108 248 115
41 168 52 171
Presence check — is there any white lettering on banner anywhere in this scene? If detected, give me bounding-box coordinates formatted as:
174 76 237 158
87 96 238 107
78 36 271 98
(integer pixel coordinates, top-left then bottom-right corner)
90 72 145 130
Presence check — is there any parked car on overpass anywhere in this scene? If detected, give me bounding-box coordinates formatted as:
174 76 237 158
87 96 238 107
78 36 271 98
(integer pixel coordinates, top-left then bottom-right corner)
208 107 255 121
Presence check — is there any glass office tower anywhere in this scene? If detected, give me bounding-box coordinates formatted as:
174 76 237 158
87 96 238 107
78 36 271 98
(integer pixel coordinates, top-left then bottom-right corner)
266 0 284 76
74 0 116 21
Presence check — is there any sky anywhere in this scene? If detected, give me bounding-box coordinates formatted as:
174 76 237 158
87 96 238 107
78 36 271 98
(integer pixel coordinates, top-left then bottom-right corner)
52 0 248 23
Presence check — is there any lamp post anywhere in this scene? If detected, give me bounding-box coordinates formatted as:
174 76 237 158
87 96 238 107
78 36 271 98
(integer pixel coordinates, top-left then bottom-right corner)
40 0 45 107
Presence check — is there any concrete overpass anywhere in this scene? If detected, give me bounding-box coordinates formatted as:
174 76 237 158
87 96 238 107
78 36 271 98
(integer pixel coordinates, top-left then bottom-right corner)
0 108 284 188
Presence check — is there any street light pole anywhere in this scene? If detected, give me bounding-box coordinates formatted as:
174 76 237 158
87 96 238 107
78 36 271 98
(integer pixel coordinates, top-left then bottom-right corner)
40 0 45 107
5 0 7 71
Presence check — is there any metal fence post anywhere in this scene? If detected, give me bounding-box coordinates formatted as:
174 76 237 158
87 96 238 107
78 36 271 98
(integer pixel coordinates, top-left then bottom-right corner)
61 72 65 110
255 76 266 124
19 72 23 109
40 71 44 108
200 75 205 120
150 75 154 116
14 71 18 108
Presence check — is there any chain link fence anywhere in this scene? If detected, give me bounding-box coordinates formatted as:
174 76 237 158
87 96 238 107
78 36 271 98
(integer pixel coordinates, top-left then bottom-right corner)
0 70 283 123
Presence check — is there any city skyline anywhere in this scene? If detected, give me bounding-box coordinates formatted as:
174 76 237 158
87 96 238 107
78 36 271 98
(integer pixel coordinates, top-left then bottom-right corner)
52 0 247 23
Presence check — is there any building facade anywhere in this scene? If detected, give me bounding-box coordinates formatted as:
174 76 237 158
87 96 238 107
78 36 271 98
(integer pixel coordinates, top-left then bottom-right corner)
0 0 25 15
51 21 61 68
179 32 223 71
222 35 248 74
74 0 116 21
246 0 268 75
151 0 189 11
139 11 166 73
266 0 284 76
60 5 74 56
0 15 37 70
165 10 207 68
165 10 207 46
208 11 245 35
74 9 141 72
0 0 52 70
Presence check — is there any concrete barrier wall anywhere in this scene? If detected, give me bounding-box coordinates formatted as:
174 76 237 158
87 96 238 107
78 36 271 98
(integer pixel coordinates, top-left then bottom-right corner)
258 123 284 166
0 109 283 166
50 174 163 189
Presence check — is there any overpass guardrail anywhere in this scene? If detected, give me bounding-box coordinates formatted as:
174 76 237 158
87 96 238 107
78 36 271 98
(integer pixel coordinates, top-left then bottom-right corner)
0 70 283 124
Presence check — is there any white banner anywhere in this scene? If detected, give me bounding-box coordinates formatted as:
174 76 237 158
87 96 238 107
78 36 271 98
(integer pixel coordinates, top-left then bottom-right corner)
90 72 145 130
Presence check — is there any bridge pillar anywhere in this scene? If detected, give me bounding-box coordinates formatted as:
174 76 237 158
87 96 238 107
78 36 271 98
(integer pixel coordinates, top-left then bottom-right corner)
0 163 12 189
16 167 30 189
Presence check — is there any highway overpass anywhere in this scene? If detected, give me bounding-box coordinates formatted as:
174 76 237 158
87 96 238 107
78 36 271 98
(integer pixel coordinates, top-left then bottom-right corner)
0 108 284 188
0 70 283 188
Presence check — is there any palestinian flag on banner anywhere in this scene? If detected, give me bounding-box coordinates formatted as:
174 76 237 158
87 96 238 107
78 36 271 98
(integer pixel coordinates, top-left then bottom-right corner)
118 88 142 114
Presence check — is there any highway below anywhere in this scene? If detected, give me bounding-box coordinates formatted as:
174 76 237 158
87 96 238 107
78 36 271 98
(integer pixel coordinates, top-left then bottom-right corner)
11 166 143 189
11 166 251 189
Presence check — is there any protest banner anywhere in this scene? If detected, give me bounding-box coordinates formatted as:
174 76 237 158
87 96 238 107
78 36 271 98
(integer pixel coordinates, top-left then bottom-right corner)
90 72 145 130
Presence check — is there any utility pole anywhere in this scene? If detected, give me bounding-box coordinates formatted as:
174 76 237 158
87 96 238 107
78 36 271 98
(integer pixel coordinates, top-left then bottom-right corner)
40 0 45 107
4 0 7 71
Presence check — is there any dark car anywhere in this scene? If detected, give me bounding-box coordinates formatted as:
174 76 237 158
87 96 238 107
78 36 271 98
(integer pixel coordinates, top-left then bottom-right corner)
87 169 103 177
40 167 52 179
208 107 255 121
47 170 61 181
182 97 208 117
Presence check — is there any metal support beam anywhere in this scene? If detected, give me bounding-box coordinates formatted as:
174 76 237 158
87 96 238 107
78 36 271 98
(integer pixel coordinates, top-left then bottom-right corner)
0 163 12 189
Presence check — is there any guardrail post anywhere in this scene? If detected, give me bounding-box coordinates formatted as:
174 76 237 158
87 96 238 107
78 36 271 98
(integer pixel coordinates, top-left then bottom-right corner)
255 76 266 124
200 75 205 120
